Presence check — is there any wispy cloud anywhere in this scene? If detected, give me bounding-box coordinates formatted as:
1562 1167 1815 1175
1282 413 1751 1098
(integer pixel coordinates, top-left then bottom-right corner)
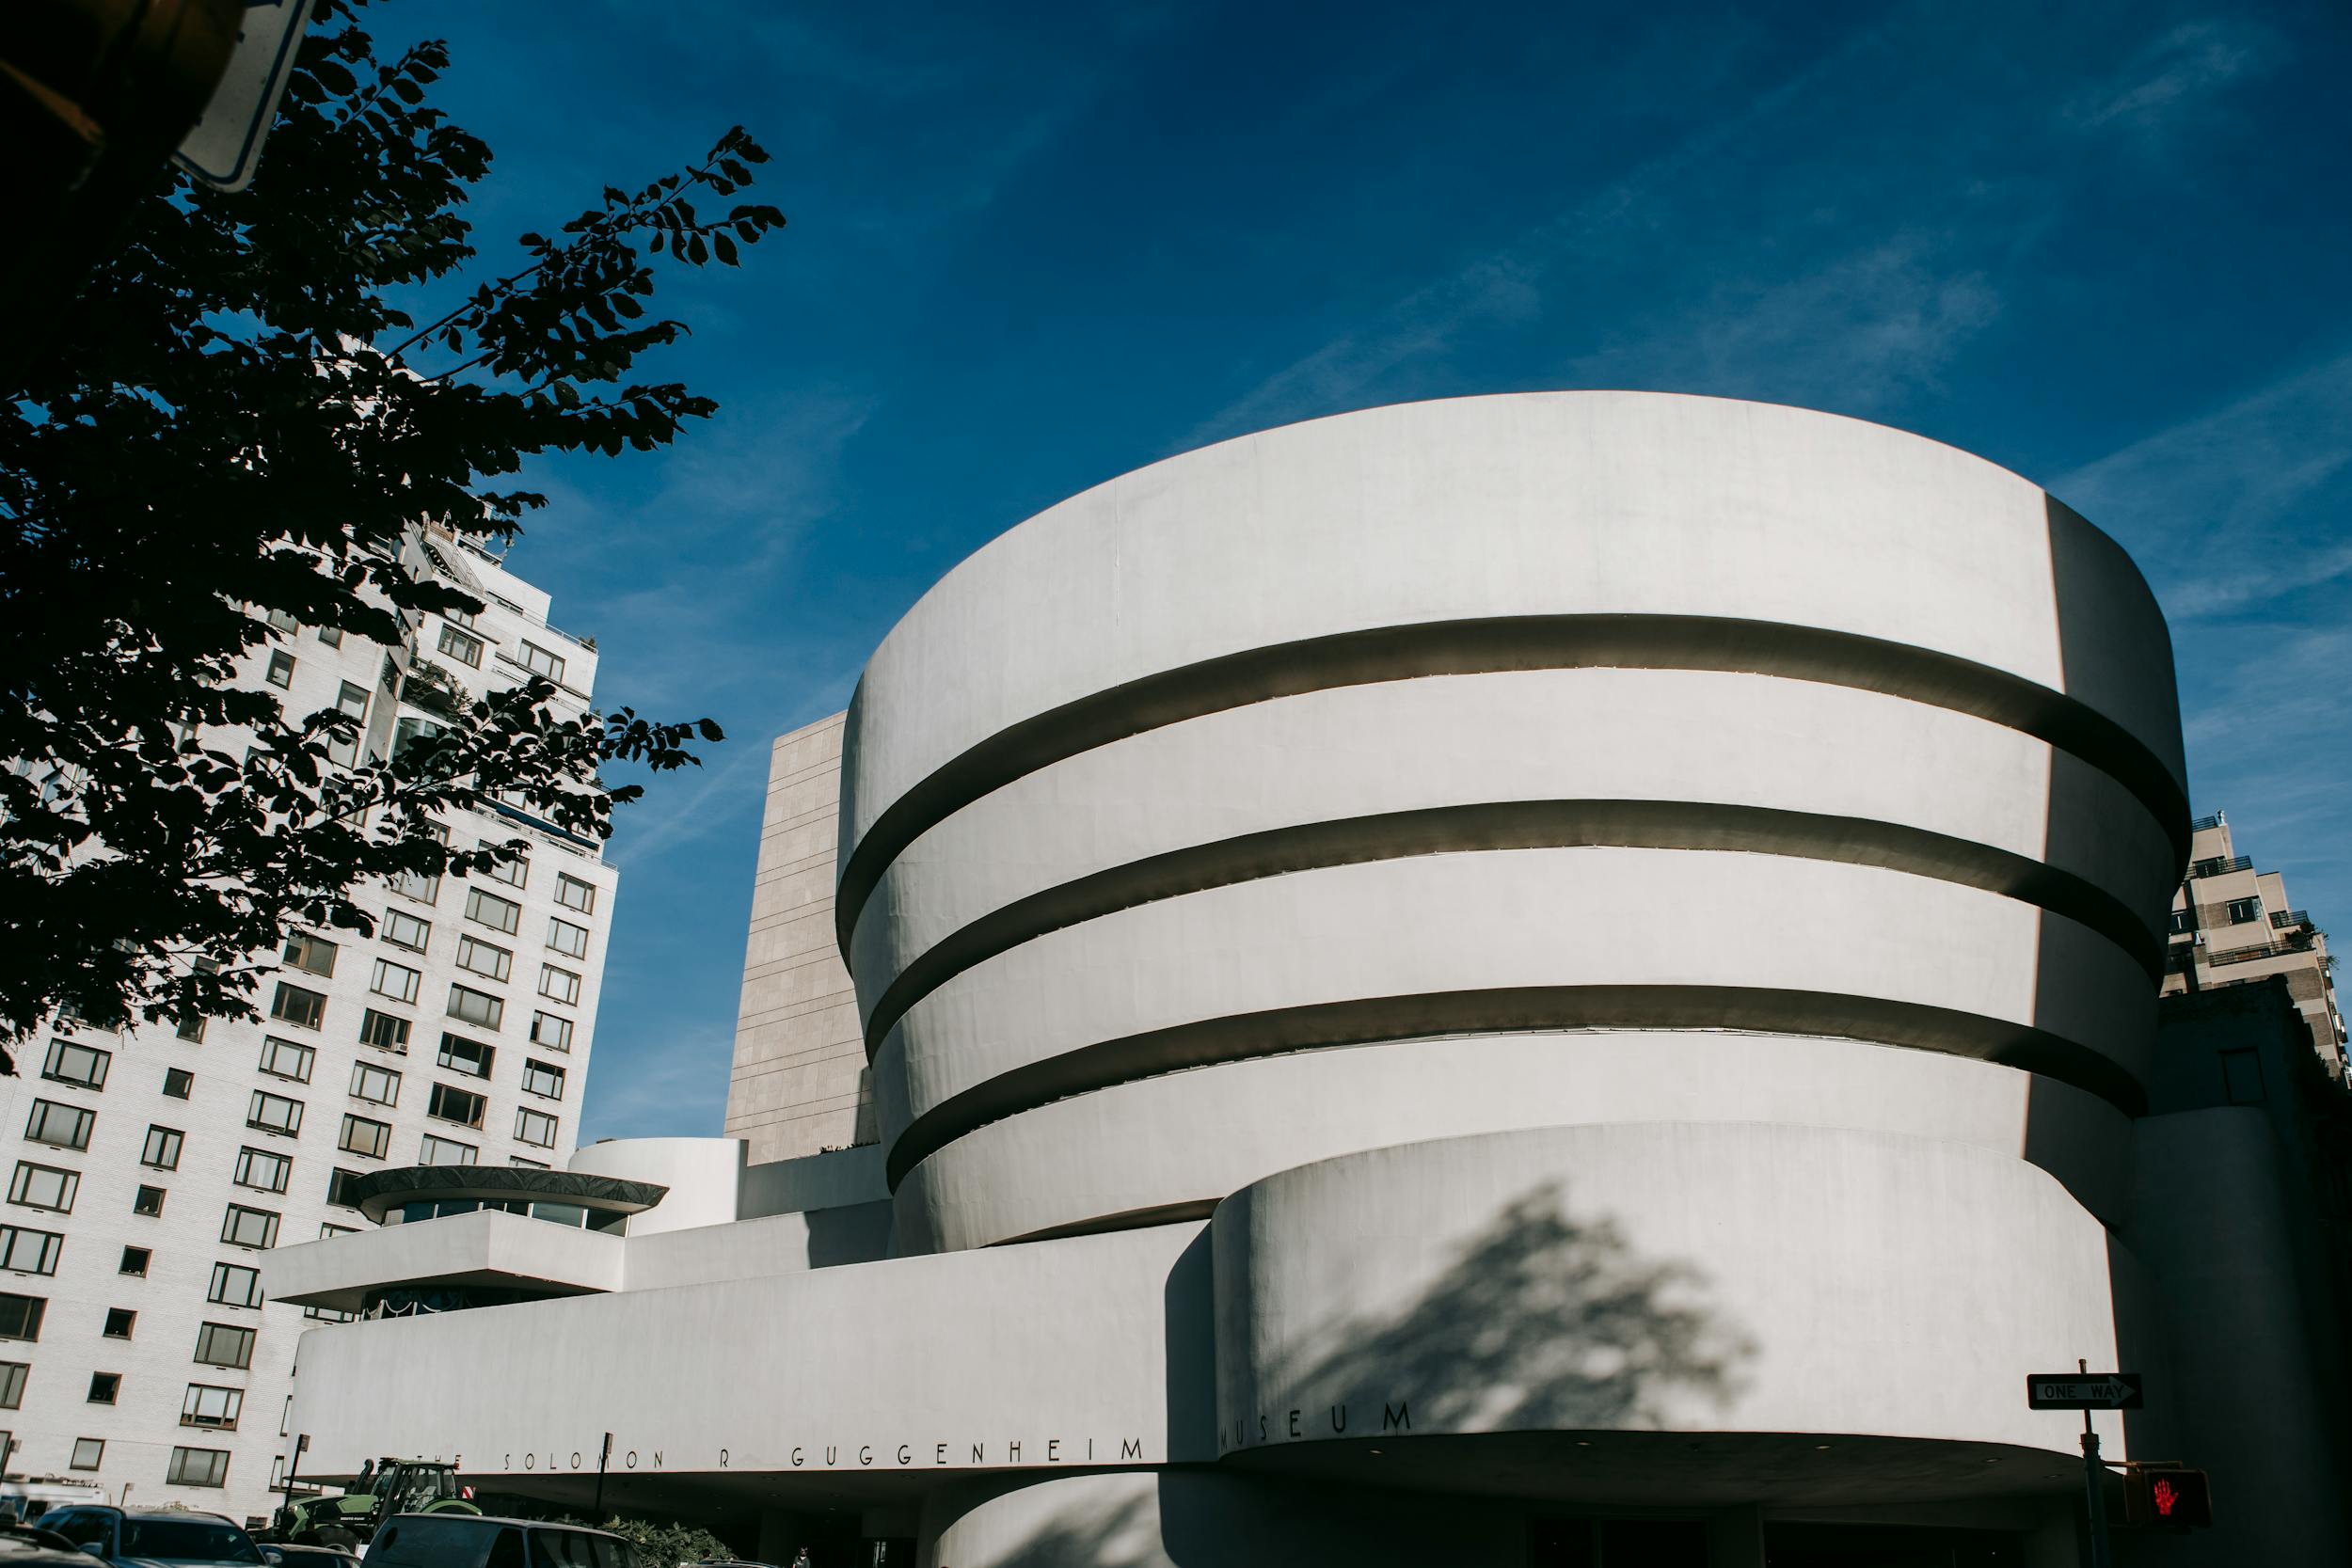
2065 18 2281 137
2052 348 2352 620
580 1024 735 1142
1567 233 2001 413
1180 12 1906 448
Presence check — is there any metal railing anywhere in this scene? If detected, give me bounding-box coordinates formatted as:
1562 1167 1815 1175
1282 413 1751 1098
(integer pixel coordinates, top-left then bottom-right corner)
2272 909 2312 929
2189 855 2252 879
2188 811 2226 832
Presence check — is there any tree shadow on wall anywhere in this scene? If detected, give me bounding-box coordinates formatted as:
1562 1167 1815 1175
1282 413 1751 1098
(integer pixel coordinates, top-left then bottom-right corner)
1276 1182 1756 1437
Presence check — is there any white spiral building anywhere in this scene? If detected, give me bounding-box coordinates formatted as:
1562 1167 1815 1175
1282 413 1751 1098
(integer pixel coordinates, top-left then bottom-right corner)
270 394 2351 1567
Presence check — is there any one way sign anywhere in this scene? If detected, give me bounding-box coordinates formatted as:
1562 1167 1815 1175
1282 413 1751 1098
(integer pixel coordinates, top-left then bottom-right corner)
2027 1372 2144 1409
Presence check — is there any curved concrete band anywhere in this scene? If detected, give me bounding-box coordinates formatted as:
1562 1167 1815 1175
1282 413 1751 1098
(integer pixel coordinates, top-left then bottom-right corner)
843 392 2184 1256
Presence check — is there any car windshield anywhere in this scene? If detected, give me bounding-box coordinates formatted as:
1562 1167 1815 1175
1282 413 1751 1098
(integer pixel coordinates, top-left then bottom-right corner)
118 1518 264 1562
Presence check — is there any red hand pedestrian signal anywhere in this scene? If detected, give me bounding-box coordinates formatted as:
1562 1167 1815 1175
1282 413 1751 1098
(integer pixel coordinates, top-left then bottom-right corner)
2124 1467 2213 1528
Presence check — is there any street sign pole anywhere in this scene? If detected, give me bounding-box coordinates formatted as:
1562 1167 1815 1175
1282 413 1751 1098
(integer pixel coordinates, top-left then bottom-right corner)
2080 1404 2114 1568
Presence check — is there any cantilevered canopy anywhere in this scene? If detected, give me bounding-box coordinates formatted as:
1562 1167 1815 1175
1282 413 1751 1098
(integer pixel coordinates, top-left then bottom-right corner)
344 1164 669 1225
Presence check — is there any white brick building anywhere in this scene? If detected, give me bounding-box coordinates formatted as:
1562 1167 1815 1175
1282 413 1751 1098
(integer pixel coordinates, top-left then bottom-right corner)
0 531 617 1523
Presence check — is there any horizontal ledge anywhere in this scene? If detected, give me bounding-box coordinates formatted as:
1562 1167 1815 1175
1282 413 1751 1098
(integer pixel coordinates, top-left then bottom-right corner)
882 985 2150 1189
836 613 2190 958
858 800 2164 1051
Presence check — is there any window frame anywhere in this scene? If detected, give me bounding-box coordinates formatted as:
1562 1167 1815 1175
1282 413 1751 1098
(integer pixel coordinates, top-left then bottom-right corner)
514 1107 559 1148
24 1099 93 1152
246 1089 304 1137
427 1082 487 1130
218 1204 280 1251
8 1162 79 1214
258 1035 316 1085
339 1113 392 1160
40 1037 110 1089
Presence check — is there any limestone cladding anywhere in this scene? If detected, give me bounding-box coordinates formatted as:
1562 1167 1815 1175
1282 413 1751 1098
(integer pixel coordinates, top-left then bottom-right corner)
724 713 868 1163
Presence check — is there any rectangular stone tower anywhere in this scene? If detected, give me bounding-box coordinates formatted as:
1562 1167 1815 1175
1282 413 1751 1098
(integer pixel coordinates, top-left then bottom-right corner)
725 712 872 1163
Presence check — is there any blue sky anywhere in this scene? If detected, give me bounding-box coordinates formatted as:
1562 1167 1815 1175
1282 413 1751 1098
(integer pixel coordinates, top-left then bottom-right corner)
376 0 2352 1140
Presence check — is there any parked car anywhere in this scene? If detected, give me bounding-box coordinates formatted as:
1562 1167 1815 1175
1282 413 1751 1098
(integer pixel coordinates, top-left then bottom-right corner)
35 1506 265 1565
364 1514 644 1568
0 1522 88 1564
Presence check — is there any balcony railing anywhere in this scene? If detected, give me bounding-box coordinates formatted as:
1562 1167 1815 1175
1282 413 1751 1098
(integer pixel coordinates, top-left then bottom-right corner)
2189 855 2252 879
2272 909 2312 929
2188 811 2226 832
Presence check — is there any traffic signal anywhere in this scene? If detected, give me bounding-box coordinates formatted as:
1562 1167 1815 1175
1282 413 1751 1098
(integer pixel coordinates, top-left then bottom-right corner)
2124 1467 2213 1528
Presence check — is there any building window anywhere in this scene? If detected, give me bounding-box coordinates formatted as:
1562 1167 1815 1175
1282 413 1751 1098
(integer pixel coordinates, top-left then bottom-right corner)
554 873 596 914
334 677 369 718
447 985 504 1031
103 1307 135 1338
133 1184 167 1217
370 958 421 1005
349 1061 401 1106
265 650 295 689
0 1362 24 1408
339 1114 391 1160
326 1168 368 1210
427 1084 486 1129
181 1382 243 1438
317 626 343 646
218 1205 279 1251
8 1163 78 1214
257 1036 315 1084
521 1059 566 1100
167 1446 231 1488
381 909 431 953
246 1090 303 1136
319 1222 357 1239
163 1068 194 1099
2225 896 2264 924
119 1247 150 1276
268 982 327 1030
465 888 521 935
510 1156 550 1169
233 1147 293 1196
193 1321 257 1368
358 1008 411 1053
538 965 580 1006
207 1263 262 1310
264 608 299 634
0 1295 47 1340
182 1385 244 1431
518 641 565 683
547 917 590 958
2168 909 2196 934
70 1436 103 1469
280 931 339 977
437 622 485 668
140 1124 184 1169
24 1100 93 1151
530 1012 573 1052
40 1037 110 1089
87 1372 120 1404
454 935 513 983
0 1227 61 1277
485 852 528 888
173 1013 208 1042
419 1133 476 1166
437 1033 495 1079
389 863 442 906
514 1108 559 1148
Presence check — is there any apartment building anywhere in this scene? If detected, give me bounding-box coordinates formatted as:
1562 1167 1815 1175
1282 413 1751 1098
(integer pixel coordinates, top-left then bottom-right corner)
2163 810 2345 1078
0 530 618 1523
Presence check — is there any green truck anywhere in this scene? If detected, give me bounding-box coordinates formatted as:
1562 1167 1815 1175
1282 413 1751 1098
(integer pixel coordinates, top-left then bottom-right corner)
273 1458 480 1546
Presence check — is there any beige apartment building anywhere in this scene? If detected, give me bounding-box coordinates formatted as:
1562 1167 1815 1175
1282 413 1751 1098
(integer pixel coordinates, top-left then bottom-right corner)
2164 810 2346 1078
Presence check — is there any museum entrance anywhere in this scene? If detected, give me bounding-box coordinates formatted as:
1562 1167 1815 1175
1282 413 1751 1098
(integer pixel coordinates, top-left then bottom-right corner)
1529 1518 2026 1566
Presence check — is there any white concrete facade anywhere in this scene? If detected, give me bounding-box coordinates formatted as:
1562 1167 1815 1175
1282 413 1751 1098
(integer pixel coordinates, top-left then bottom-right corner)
0 532 616 1524
270 395 2347 1563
